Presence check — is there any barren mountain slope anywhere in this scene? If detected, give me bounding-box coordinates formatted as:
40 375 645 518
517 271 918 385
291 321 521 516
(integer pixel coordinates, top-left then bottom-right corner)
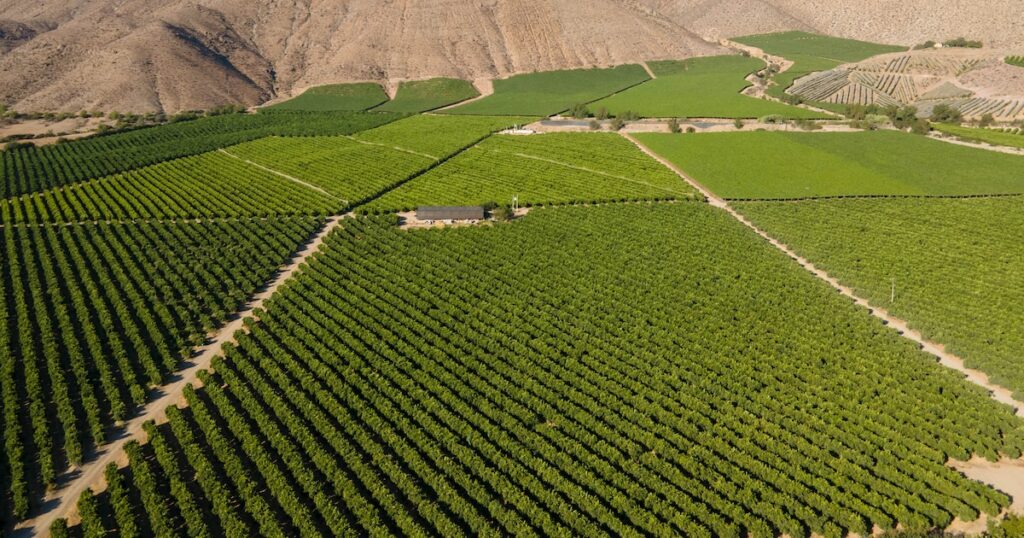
0 0 1020 113
0 0 724 113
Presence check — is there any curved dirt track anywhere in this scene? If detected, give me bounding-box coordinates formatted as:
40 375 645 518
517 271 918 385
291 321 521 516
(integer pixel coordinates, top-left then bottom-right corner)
622 132 1024 417
15 216 345 537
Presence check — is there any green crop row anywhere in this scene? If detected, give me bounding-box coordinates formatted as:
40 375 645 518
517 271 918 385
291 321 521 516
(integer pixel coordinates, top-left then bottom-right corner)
735 195 1024 400
0 218 321 519
0 111 402 198
0 151 342 224
365 133 698 212
54 205 1024 536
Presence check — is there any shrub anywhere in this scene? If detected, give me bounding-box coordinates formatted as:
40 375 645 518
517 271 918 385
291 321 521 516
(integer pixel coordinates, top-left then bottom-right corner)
759 115 786 124
686 126 696 133
589 119 601 131
610 118 625 131
734 118 744 129
595 107 610 120
910 118 931 135
930 104 963 124
667 118 681 134
568 103 590 119
943 37 983 48
978 113 995 128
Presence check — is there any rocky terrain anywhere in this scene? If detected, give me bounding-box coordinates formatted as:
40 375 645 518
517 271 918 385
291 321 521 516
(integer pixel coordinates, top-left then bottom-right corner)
0 0 1020 113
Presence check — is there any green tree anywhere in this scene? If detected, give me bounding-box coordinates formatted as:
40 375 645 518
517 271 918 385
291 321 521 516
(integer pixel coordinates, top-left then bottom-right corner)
930 104 963 124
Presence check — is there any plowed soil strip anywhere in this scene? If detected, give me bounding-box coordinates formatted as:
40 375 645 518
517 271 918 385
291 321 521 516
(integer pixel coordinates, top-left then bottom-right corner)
622 132 1024 417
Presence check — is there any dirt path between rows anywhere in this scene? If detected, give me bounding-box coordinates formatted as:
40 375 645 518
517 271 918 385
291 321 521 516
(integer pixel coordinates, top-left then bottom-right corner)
217 148 346 202
641 61 657 80
622 132 1024 416
15 216 346 537
928 133 1024 156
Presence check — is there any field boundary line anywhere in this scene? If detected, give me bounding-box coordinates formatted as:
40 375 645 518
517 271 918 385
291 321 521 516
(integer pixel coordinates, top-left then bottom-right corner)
343 136 440 160
498 150 687 196
217 148 347 203
15 215 348 536
623 132 1024 417
928 133 1024 156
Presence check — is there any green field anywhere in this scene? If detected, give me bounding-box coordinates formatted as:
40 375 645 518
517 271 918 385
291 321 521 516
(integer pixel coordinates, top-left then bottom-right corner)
365 133 697 211
735 196 1024 399
445 65 650 116
373 78 479 112
352 114 535 158
57 204 1024 537
636 130 1024 199
590 55 826 119
0 218 321 517
0 151 341 224
933 123 1024 149
733 31 905 105
1006 56 1024 68
0 111 401 198
269 83 390 111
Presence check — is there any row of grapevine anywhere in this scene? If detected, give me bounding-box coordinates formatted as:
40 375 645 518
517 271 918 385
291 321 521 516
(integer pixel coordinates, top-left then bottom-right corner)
364 133 698 212
222 115 538 207
56 205 1024 537
0 152 341 224
351 114 536 159
0 111 403 197
735 196 1024 400
0 218 321 522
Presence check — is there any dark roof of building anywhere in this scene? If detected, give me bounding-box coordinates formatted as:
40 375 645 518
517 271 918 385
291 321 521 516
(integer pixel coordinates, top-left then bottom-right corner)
416 206 485 221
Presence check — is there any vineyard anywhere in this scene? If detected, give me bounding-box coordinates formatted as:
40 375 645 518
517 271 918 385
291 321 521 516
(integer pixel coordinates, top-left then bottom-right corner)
1006 56 1024 68
53 205 1024 537
268 83 390 112
365 133 697 212
734 196 1024 400
373 78 481 113
352 115 535 158
590 56 825 119
0 151 342 224
0 218 322 520
0 111 402 198
635 131 1024 199
445 65 650 116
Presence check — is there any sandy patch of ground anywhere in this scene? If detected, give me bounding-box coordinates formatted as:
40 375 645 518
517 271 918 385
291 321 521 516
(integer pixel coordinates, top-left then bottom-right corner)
947 456 1024 534
959 61 1024 98
0 117 108 140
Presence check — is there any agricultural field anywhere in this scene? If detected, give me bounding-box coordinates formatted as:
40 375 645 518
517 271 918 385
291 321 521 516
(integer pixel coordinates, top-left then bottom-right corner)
733 31 905 105
352 114 535 158
0 151 342 224
268 83 390 112
932 123 1024 149
373 78 480 113
0 111 402 198
1007 56 1024 68
0 218 322 519
364 133 697 211
55 205 1024 537
734 196 1024 400
444 65 650 116
590 56 826 119
635 130 1024 199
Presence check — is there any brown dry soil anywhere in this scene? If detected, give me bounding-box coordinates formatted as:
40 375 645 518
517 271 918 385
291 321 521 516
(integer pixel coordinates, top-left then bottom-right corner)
3 0 1024 113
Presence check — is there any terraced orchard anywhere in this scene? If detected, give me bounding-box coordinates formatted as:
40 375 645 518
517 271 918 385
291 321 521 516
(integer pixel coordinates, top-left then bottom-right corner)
365 133 697 212
58 205 1024 537
735 196 1024 400
0 218 322 519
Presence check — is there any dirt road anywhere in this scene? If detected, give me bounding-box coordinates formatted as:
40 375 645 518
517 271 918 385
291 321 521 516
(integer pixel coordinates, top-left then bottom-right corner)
15 216 345 536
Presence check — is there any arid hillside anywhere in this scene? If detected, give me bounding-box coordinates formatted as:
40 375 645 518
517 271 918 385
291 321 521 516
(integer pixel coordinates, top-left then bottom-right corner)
0 0 1020 113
